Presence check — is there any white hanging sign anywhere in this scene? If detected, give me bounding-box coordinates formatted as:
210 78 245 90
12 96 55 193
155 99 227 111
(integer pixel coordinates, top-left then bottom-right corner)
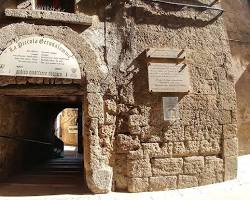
0 36 81 79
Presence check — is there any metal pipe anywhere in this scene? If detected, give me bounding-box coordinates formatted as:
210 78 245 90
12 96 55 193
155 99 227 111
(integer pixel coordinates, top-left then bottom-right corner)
150 0 224 12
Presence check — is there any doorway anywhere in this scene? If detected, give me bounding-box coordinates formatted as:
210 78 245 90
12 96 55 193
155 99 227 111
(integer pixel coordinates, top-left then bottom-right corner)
0 84 87 196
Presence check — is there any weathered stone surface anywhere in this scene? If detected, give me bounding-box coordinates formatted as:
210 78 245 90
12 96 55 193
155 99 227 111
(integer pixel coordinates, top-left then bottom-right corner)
149 176 177 191
178 175 198 189
116 134 141 153
199 156 224 185
127 158 152 178
104 99 117 114
99 125 116 138
104 113 116 125
200 139 221 155
173 142 187 156
184 156 204 174
5 9 93 25
128 178 149 193
87 83 101 93
127 149 144 160
223 137 238 157
152 158 183 176
186 141 200 155
128 114 149 135
218 110 232 125
114 154 128 190
87 93 104 122
224 156 237 181
86 166 113 193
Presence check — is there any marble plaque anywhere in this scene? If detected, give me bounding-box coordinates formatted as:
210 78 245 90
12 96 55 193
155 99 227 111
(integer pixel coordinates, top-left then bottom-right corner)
147 48 186 59
0 36 81 79
162 97 179 121
148 63 191 92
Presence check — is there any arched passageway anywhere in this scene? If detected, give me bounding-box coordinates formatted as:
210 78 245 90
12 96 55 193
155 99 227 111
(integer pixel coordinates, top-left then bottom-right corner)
0 84 87 195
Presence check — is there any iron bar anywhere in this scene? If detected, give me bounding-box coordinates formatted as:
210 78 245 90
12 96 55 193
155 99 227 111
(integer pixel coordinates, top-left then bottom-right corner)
150 0 224 12
0 135 53 146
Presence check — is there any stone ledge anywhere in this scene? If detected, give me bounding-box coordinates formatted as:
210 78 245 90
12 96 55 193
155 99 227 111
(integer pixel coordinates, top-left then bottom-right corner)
5 9 92 26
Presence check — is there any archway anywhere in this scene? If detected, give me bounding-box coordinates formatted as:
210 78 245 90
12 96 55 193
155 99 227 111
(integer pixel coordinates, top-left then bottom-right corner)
0 24 112 194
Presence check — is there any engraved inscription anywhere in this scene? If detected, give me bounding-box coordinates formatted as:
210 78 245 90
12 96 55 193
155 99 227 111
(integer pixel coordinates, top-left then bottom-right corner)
148 63 191 92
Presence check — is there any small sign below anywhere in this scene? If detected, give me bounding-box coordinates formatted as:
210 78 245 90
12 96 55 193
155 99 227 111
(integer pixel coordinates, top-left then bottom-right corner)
68 125 78 134
163 97 179 121
0 36 81 79
148 63 191 93
147 48 185 59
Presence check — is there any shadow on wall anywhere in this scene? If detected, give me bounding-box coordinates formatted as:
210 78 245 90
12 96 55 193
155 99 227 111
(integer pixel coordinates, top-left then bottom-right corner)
235 63 250 155
117 51 187 141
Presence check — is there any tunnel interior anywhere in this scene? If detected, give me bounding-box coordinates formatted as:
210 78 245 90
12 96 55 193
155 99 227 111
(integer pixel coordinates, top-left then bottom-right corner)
0 92 85 195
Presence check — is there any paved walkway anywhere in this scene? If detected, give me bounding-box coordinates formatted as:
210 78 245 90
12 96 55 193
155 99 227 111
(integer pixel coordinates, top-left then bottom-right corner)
1 154 250 200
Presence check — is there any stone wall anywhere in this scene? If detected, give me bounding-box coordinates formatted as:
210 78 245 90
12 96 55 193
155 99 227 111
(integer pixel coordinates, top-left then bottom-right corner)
222 0 250 155
89 0 237 192
0 0 238 193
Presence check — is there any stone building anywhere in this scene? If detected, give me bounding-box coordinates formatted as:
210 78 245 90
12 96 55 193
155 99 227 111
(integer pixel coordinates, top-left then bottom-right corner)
58 108 79 146
0 0 238 194
222 0 250 156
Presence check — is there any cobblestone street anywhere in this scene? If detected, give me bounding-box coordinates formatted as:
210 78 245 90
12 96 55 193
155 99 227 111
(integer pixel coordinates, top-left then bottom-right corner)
0 154 249 200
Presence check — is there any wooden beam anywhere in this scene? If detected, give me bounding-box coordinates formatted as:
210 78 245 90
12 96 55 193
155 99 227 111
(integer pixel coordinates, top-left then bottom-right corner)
0 85 84 97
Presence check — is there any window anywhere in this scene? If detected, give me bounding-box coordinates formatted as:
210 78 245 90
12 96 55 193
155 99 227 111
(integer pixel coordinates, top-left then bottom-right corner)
36 0 75 13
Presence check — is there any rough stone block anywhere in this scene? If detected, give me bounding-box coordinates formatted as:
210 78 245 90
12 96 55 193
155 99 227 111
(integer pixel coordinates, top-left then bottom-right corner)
200 139 220 155
99 125 116 139
173 142 187 156
184 156 204 174
142 143 162 158
178 175 198 189
127 149 144 160
164 126 185 142
87 93 104 122
86 166 113 193
127 158 152 178
199 156 224 185
149 176 177 191
186 141 200 155
116 134 141 153
114 174 128 191
87 83 101 93
223 137 238 157
104 99 117 114
224 156 237 181
223 124 237 139
128 178 149 193
152 158 183 176
128 114 149 128
105 113 116 125
218 110 232 125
